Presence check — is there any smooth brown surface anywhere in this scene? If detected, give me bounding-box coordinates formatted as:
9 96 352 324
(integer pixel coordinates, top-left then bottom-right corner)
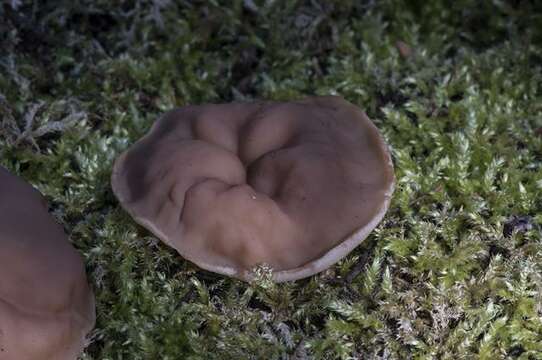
112 96 394 281
0 167 95 360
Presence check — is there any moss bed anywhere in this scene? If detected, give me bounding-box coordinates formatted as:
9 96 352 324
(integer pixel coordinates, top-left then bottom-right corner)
1 1 542 359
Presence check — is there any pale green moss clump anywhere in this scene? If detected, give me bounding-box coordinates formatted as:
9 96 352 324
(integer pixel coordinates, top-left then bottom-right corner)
1 1 541 358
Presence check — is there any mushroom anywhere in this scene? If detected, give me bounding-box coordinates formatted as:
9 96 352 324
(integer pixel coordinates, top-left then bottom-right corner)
0 166 95 359
112 96 394 282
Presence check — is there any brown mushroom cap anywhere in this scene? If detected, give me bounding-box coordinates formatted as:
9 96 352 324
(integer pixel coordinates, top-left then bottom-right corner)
112 96 394 282
0 166 95 359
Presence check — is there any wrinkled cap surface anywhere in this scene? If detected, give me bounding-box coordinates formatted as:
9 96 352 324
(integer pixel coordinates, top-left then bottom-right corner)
112 96 394 282
0 166 95 360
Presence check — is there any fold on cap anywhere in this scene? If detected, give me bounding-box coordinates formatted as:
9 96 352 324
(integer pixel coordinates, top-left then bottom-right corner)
112 96 395 282
0 166 95 360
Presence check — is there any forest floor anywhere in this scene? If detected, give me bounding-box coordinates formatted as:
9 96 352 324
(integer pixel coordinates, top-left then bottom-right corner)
1 1 542 359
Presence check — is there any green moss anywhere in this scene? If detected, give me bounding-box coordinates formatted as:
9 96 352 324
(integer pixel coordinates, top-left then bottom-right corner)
1 0 542 358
